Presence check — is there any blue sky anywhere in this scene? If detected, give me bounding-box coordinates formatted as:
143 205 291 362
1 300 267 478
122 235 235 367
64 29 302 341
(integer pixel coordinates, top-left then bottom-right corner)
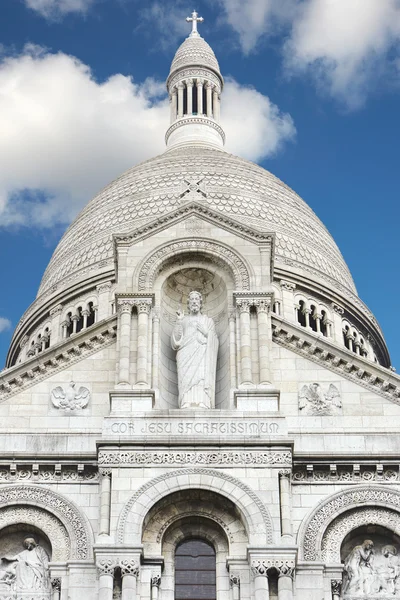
1 0 400 369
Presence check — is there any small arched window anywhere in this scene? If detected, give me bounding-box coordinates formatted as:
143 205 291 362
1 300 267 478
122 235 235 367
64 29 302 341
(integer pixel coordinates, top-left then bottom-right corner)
87 302 96 327
175 539 216 600
297 300 307 328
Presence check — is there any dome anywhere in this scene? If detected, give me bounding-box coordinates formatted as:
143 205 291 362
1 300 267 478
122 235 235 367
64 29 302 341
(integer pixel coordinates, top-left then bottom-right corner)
169 35 221 78
38 145 356 298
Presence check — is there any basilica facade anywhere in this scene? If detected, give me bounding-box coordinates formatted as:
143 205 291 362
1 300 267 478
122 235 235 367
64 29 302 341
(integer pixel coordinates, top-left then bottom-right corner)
1 13 400 600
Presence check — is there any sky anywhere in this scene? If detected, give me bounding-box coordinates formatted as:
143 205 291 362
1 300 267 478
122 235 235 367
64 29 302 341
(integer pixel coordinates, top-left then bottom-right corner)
0 0 400 370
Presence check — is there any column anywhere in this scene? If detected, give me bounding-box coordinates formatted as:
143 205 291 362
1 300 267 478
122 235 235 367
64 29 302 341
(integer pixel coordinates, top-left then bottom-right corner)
82 309 89 330
151 575 161 600
315 313 321 333
61 321 68 339
331 580 342 600
279 470 293 540
71 314 79 334
256 298 272 385
277 565 294 600
304 308 310 329
99 469 111 536
206 82 213 117
170 87 177 122
251 562 269 600
213 89 220 120
177 82 184 117
97 560 115 600
152 309 160 389
49 304 63 345
51 578 61 600
197 78 203 114
117 300 133 385
135 300 152 386
230 574 240 600
236 300 252 386
229 312 237 389
120 559 139 600
186 79 194 115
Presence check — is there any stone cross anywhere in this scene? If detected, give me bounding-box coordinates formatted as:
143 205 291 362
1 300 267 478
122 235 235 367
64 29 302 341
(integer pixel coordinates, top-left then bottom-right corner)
186 10 204 37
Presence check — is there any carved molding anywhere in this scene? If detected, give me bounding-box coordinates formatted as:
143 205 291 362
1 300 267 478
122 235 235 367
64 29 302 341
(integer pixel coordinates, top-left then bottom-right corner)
97 558 116 576
98 450 292 467
0 464 98 484
300 486 400 561
293 464 399 484
0 485 92 560
166 117 226 144
119 559 139 578
0 506 70 561
117 468 273 544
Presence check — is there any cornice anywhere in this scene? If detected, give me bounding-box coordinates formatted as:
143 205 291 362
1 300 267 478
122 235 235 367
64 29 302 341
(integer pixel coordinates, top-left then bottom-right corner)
0 317 117 402
165 116 225 145
272 316 400 404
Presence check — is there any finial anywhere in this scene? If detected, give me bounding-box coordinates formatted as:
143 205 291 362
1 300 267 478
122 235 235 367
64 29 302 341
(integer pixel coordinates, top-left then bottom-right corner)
186 10 204 37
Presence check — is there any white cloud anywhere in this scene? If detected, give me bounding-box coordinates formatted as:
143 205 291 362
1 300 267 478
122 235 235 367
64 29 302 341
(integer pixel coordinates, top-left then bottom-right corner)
0 46 294 229
285 0 400 108
0 319 11 334
138 1 190 50
25 0 94 19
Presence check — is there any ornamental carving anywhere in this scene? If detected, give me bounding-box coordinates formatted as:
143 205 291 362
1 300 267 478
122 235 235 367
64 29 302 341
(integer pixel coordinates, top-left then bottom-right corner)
137 239 250 291
230 574 240 587
0 506 69 562
301 487 400 561
151 575 161 588
299 383 341 415
98 450 292 466
97 559 116 576
51 382 90 411
0 485 91 560
119 559 139 578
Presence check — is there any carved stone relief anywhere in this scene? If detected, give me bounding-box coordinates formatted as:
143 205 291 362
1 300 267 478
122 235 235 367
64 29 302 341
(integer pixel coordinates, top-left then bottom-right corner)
299 383 341 415
51 382 90 411
0 536 51 598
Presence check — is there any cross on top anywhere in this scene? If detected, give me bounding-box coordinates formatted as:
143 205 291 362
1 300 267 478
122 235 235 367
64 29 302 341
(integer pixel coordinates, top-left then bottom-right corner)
186 10 204 37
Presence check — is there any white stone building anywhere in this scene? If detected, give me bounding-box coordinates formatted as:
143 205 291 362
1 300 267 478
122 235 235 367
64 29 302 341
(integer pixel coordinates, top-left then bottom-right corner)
1 13 400 600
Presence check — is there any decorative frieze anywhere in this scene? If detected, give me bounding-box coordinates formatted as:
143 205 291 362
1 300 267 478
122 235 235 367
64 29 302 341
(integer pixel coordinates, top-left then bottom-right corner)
293 464 400 483
0 464 98 484
98 449 292 467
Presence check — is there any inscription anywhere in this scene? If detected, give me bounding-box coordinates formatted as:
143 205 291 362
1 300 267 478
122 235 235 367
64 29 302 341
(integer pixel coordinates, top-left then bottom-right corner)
107 419 280 436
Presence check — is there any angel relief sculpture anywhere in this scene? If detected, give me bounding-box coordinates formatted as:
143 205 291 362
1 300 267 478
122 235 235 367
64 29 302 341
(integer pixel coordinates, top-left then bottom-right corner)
299 383 342 415
51 381 90 411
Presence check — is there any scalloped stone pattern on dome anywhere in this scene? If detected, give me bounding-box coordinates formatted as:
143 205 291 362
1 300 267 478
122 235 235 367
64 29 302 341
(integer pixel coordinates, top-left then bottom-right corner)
169 36 221 75
38 146 356 298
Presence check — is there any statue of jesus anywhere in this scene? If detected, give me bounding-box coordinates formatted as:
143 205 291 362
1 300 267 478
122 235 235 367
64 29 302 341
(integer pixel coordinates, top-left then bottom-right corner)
171 291 219 409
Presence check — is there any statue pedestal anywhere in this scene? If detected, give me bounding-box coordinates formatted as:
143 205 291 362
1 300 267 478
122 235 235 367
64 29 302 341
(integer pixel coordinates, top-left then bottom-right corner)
110 390 155 413
234 388 280 412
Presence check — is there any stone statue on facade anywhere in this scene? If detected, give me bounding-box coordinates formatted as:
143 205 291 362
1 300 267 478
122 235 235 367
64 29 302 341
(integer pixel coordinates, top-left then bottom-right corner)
0 536 51 594
171 291 218 409
343 539 374 596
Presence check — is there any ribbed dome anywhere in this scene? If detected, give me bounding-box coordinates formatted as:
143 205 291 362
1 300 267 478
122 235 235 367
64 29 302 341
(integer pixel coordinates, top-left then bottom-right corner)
38 146 356 298
169 35 221 77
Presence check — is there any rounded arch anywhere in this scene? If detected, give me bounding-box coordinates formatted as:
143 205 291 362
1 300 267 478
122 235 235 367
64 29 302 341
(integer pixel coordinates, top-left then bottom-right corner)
298 485 400 561
117 468 273 545
0 485 93 560
135 239 253 292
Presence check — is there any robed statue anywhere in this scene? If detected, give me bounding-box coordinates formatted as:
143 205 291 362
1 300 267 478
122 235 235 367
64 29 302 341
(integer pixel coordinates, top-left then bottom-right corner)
0 536 51 594
171 291 219 409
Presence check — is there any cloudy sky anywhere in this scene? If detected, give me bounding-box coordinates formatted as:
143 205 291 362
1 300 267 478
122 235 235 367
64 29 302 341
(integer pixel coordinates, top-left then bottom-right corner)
1 0 400 368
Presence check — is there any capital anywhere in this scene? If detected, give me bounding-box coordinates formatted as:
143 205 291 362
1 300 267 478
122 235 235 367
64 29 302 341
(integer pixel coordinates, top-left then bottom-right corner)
276 561 295 578
51 578 62 592
99 468 112 478
186 78 194 87
117 300 133 315
251 560 268 578
151 574 161 587
119 558 139 578
136 300 152 314
331 579 342 594
236 299 251 314
230 573 240 587
97 558 116 576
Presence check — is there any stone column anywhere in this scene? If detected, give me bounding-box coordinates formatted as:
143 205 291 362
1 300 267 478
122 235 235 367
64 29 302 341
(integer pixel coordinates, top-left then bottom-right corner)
229 312 237 389
251 561 269 600
99 469 111 536
170 87 177 122
331 580 342 600
197 78 204 114
49 304 63 345
97 559 115 600
186 79 194 115
51 578 61 600
177 82 184 118
151 575 161 600
206 82 213 117
279 470 293 541
71 314 79 335
152 309 160 389
256 297 272 385
82 309 89 330
230 574 240 600
277 564 294 600
135 299 152 386
236 299 252 386
117 300 133 386
213 89 220 120
120 559 139 600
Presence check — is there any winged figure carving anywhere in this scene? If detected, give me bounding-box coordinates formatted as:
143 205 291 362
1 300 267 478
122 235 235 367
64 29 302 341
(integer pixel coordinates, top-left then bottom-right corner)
51 381 90 411
299 383 341 415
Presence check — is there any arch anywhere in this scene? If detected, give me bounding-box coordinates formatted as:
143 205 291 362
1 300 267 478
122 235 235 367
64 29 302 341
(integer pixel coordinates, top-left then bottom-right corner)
135 239 253 292
0 485 93 560
298 485 400 561
117 468 273 546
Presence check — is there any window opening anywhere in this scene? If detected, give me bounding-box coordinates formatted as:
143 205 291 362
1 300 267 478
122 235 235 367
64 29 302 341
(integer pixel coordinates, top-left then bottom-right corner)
175 539 216 600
